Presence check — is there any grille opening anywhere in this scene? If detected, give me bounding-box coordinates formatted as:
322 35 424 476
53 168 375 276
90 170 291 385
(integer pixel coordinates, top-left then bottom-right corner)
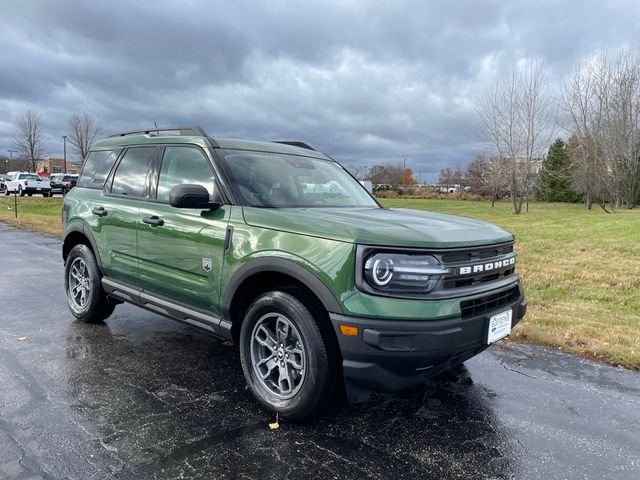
441 244 514 264
460 286 520 319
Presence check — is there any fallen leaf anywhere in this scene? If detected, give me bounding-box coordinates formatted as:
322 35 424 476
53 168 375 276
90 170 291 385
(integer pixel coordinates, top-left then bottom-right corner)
222 341 234 347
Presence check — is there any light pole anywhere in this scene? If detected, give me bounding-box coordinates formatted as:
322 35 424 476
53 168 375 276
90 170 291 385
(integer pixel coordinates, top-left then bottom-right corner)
7 149 17 173
363 165 368 180
62 136 67 173
403 158 406 186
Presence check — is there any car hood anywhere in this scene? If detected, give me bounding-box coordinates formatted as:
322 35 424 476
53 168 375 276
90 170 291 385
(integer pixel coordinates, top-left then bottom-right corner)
242 207 514 248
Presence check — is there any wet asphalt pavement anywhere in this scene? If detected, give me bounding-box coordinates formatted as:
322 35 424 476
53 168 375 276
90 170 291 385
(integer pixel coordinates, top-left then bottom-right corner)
0 223 639 480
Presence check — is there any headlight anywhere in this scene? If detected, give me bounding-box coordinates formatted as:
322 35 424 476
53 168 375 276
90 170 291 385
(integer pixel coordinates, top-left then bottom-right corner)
364 252 450 293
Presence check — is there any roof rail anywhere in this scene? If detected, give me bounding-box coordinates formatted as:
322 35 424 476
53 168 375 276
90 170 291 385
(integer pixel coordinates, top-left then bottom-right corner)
272 141 316 151
108 126 208 138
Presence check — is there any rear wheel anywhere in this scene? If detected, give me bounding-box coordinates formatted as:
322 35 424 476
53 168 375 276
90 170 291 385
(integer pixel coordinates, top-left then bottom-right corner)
64 244 115 323
240 288 338 421
43 192 50 198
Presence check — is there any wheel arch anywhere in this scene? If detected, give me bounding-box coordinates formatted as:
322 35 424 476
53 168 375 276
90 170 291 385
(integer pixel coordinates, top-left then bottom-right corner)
222 258 344 343
62 223 104 273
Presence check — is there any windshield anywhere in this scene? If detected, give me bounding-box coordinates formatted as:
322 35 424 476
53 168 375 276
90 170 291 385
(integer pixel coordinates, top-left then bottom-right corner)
218 150 378 208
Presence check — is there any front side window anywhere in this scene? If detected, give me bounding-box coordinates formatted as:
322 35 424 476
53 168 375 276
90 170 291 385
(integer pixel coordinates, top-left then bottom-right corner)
218 150 378 208
110 147 156 197
156 147 215 201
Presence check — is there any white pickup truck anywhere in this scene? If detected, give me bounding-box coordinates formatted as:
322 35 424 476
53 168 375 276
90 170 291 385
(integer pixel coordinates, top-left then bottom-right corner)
4 172 52 197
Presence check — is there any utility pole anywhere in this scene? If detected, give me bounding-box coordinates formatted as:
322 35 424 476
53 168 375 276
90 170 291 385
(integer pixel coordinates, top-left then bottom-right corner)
403 158 406 186
62 136 67 173
363 165 368 180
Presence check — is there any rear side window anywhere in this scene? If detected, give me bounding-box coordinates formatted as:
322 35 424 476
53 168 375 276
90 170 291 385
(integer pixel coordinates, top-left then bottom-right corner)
77 150 119 189
110 147 156 197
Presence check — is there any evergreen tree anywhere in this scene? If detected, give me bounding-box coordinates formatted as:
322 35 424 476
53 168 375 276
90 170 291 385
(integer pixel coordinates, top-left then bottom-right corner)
536 138 581 202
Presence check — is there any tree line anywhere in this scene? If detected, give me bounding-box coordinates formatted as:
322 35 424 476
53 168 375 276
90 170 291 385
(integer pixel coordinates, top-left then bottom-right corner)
4 110 100 173
474 48 640 213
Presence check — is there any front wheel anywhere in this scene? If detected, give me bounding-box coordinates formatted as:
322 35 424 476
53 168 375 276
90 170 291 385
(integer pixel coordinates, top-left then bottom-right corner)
64 244 115 323
240 289 338 421
18 186 25 196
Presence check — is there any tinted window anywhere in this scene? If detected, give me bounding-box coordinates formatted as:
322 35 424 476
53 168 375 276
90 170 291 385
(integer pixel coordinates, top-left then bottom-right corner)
219 151 378 208
111 147 155 197
77 150 119 189
156 147 215 201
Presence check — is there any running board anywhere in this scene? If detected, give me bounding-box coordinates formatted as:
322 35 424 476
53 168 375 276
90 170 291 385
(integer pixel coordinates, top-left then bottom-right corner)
101 277 232 339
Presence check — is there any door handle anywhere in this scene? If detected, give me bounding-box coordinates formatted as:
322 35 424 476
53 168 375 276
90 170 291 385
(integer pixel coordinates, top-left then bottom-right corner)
142 215 164 227
91 206 108 217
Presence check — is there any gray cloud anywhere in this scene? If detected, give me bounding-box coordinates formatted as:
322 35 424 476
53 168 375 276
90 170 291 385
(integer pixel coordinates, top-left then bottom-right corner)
1 0 639 180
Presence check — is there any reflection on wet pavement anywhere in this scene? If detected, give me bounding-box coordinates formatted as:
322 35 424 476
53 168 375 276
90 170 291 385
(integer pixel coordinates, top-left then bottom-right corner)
1 223 639 479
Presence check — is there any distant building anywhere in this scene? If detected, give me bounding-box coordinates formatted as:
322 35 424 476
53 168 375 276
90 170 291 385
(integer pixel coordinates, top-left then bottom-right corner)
37 157 80 175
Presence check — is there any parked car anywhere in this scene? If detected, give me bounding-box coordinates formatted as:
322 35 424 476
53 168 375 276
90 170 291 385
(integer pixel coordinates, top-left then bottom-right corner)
4 172 51 197
62 126 526 420
50 174 78 196
0 174 9 193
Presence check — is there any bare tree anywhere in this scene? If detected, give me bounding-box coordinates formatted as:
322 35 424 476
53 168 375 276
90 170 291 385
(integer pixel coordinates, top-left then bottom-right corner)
562 49 640 210
68 112 101 161
476 60 555 213
13 110 44 172
438 166 464 190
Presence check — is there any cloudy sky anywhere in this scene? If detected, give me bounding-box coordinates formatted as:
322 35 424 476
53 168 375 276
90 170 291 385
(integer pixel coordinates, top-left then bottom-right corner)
1 0 639 180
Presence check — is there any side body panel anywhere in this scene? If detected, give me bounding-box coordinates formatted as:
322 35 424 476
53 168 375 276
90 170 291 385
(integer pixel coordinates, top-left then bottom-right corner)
137 203 230 314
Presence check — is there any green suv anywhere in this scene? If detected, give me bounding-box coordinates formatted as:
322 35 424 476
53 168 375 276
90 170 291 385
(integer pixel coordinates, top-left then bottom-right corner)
62 127 527 420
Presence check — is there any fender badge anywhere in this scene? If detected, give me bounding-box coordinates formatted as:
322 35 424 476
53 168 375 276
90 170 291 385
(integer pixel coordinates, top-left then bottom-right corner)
202 258 212 272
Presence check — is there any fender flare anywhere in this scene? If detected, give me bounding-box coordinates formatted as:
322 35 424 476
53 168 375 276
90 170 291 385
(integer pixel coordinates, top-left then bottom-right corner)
221 257 344 319
63 222 105 274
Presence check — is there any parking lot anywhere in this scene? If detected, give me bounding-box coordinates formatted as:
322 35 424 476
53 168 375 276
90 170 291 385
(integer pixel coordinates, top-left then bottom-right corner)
1 223 639 480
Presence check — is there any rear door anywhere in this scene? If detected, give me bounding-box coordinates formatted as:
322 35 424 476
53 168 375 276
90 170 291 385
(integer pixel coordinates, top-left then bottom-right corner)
137 145 229 315
97 146 158 285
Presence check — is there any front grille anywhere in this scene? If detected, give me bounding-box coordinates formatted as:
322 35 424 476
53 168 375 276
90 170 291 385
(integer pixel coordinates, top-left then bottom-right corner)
460 286 520 319
434 242 517 291
440 244 513 264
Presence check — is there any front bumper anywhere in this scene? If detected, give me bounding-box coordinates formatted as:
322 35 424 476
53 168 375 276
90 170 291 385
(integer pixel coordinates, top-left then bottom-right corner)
330 291 527 395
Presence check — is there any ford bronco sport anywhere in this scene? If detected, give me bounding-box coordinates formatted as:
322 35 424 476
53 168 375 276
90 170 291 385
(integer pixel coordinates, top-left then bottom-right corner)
62 127 527 420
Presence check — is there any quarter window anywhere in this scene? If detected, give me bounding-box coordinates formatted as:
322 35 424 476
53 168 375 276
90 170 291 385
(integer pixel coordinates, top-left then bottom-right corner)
111 147 156 197
156 147 215 201
77 150 119 189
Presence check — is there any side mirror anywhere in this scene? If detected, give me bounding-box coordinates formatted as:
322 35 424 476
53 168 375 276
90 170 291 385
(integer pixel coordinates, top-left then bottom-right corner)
169 184 222 210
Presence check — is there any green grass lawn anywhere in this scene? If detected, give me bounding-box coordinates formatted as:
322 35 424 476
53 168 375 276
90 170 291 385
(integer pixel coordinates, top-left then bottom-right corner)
2 195 639 369
381 198 640 369
0 195 63 237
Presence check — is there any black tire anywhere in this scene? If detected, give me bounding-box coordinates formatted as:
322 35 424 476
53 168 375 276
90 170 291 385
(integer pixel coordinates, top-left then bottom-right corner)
43 192 49 198
4 189 8 196
64 244 115 323
239 288 338 421
19 186 25 196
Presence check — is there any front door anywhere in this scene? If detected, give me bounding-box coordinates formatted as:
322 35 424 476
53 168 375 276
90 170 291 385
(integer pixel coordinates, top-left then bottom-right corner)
137 146 229 315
